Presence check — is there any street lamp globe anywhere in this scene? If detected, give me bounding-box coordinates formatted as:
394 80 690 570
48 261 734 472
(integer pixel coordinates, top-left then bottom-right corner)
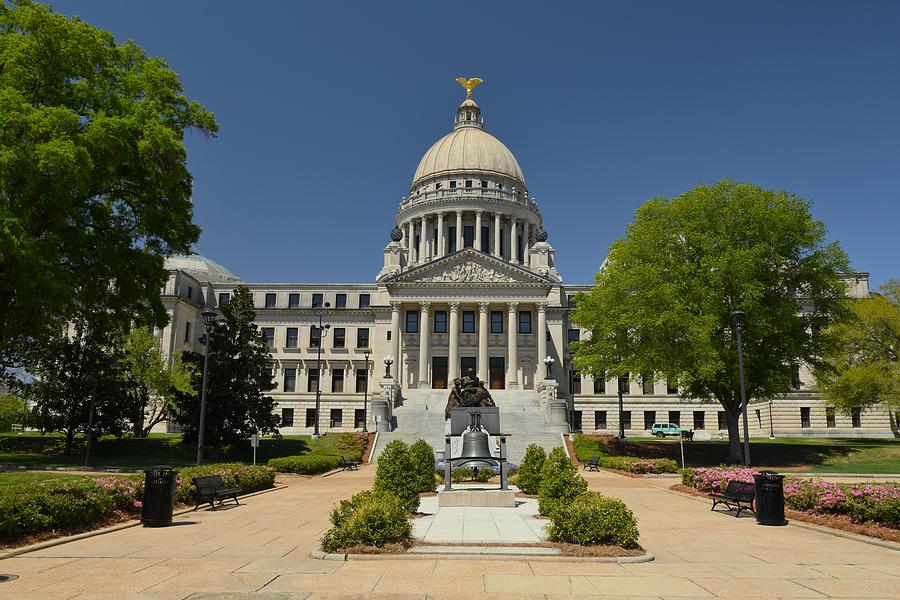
543 355 555 378
383 355 394 378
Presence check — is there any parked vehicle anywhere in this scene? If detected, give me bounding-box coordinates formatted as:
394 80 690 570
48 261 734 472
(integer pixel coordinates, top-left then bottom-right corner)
650 422 694 440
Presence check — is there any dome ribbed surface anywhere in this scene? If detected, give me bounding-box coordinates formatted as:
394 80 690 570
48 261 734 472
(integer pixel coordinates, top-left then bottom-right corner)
412 127 524 187
164 253 241 283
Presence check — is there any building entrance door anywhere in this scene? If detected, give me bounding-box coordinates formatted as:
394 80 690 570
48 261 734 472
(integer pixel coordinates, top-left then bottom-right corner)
460 356 476 379
489 357 505 390
432 356 448 389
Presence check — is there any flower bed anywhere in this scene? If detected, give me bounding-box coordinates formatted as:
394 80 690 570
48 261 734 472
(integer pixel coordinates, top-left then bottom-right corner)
597 456 678 474
682 467 900 530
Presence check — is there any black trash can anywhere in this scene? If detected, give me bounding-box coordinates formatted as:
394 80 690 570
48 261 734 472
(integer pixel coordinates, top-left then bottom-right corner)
141 466 178 527
753 470 787 526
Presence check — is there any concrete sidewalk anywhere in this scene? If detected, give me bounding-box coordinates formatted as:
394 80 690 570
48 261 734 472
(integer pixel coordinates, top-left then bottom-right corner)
0 466 898 599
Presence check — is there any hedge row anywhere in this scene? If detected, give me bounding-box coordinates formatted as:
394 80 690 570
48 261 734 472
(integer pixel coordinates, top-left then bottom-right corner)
595 456 678 474
268 454 344 474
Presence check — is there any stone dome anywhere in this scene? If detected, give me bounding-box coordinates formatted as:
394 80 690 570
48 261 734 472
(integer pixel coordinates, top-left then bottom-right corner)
164 253 241 283
412 127 525 187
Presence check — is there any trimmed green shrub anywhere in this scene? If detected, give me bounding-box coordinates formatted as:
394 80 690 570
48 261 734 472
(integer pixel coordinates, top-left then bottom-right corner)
335 432 368 461
450 466 493 484
409 439 436 493
268 454 344 475
516 444 546 494
373 440 420 513
547 491 639 547
320 489 412 552
598 456 678 474
538 447 587 516
176 464 276 502
572 435 609 463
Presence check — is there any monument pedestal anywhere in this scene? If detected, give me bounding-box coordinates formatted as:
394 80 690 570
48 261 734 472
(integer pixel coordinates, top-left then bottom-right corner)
375 378 398 432
438 488 516 508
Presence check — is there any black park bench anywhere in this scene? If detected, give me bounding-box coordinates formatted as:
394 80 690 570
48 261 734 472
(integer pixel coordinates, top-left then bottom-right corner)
583 456 600 471
709 480 755 517
192 475 240 511
341 456 360 471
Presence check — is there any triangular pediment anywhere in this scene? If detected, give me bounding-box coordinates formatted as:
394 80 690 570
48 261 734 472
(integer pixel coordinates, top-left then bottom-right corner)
384 249 553 287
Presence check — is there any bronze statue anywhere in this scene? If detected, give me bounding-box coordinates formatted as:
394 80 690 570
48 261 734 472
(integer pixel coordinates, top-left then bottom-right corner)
445 368 496 419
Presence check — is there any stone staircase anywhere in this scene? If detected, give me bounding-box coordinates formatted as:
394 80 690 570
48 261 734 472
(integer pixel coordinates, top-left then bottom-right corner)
372 388 562 463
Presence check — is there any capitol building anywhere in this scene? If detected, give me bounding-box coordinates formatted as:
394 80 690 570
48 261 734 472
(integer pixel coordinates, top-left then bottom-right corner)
157 83 892 452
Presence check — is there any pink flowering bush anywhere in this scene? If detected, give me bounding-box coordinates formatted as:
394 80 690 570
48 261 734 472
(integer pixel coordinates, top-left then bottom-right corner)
682 467 900 529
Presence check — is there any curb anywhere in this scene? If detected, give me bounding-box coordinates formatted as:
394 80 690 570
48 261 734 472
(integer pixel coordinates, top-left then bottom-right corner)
310 548 655 563
663 485 900 552
368 432 379 463
0 484 287 560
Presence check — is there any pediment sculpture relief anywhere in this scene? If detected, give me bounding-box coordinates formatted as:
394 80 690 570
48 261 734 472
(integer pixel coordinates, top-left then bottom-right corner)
417 262 519 283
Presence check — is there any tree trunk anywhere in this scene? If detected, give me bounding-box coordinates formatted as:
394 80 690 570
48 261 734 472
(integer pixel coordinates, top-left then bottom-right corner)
723 405 745 465
64 429 76 455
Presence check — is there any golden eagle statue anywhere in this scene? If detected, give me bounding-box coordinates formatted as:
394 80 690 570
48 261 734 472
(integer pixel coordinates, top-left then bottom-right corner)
455 77 484 100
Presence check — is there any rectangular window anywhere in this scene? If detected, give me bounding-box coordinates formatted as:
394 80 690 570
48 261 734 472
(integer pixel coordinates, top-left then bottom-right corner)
218 292 230 306
621 411 632 430
332 369 344 393
717 411 727 430
826 407 836 428
594 410 607 430
283 368 296 392
756 409 762 428
593 376 606 394
354 409 366 429
356 368 367 393
465 179 473 188
666 381 678 395
262 327 275 348
186 286 194 300
463 225 475 248
800 407 811 428
333 327 346 348
567 294 577 308
448 227 457 253
490 311 503 333
567 328 580 344
571 372 581 394
335 294 347 309
288 293 300 308
281 408 294 427
184 321 192 343
462 311 476 333
305 408 316 427
481 180 488 189
644 411 655 430
330 408 343 428
852 408 861 428
312 293 324 308
449 180 457 189
309 326 322 348
265 293 276 308
285 327 298 348
481 226 490 252
791 364 802 389
357 328 370 349
693 411 705 430
435 182 442 189
406 311 419 333
518 311 532 333
642 375 654 395
619 374 630 394
359 294 370 308
573 410 582 430
433 311 448 333
668 411 680 426
307 368 319 392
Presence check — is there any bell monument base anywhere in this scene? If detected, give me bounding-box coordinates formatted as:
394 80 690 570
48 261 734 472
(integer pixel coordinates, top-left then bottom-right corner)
438 488 516 508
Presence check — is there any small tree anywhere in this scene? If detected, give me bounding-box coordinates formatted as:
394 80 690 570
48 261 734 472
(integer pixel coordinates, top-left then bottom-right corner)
175 286 279 455
538 447 587 516
816 280 900 434
572 180 851 464
373 440 420 513
516 444 547 494
409 439 436 493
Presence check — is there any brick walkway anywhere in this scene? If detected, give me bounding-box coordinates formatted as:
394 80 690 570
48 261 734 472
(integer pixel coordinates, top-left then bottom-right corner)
0 466 898 599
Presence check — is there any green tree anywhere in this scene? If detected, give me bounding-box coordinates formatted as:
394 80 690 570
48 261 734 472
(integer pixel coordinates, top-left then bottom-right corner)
817 280 900 434
0 0 217 371
572 180 851 464
409 439 436 493
537 447 587 516
516 444 546 495
373 440 420 513
175 286 278 455
120 327 195 437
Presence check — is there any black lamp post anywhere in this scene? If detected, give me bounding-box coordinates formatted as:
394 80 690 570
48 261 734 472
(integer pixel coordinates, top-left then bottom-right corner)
731 309 751 466
362 351 370 432
196 309 219 465
312 302 331 438
84 377 98 468
543 355 554 380
617 375 627 440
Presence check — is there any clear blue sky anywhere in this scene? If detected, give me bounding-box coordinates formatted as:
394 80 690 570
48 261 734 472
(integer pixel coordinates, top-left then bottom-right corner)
54 1 900 288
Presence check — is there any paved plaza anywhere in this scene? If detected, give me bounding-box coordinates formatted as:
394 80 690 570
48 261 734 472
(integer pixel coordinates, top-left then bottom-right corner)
1 467 898 599
413 493 548 544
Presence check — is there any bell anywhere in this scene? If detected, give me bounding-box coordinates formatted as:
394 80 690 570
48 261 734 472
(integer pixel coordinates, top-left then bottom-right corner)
453 427 497 470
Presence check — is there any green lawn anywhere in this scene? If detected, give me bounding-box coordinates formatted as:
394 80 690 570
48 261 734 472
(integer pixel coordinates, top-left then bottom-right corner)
0 471 101 487
0 432 348 470
575 435 900 473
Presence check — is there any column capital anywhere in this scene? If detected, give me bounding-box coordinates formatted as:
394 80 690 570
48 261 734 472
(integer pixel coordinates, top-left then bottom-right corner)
419 301 431 313
390 301 402 312
448 301 460 313
478 301 490 313
536 302 547 314
456 209 464 216
475 208 484 215
507 301 519 313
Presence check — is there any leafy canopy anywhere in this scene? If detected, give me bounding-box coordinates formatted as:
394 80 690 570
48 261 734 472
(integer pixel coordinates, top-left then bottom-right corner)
0 0 217 368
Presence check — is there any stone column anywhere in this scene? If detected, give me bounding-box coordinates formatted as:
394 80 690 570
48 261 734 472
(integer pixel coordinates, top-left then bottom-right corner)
418 216 426 264
523 220 530 266
506 302 519 389
448 301 460 380
537 302 547 379
474 210 483 252
493 213 501 257
455 210 463 251
418 301 431 388
478 302 489 381
437 212 445 258
390 301 401 380
510 216 518 264
406 221 414 265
